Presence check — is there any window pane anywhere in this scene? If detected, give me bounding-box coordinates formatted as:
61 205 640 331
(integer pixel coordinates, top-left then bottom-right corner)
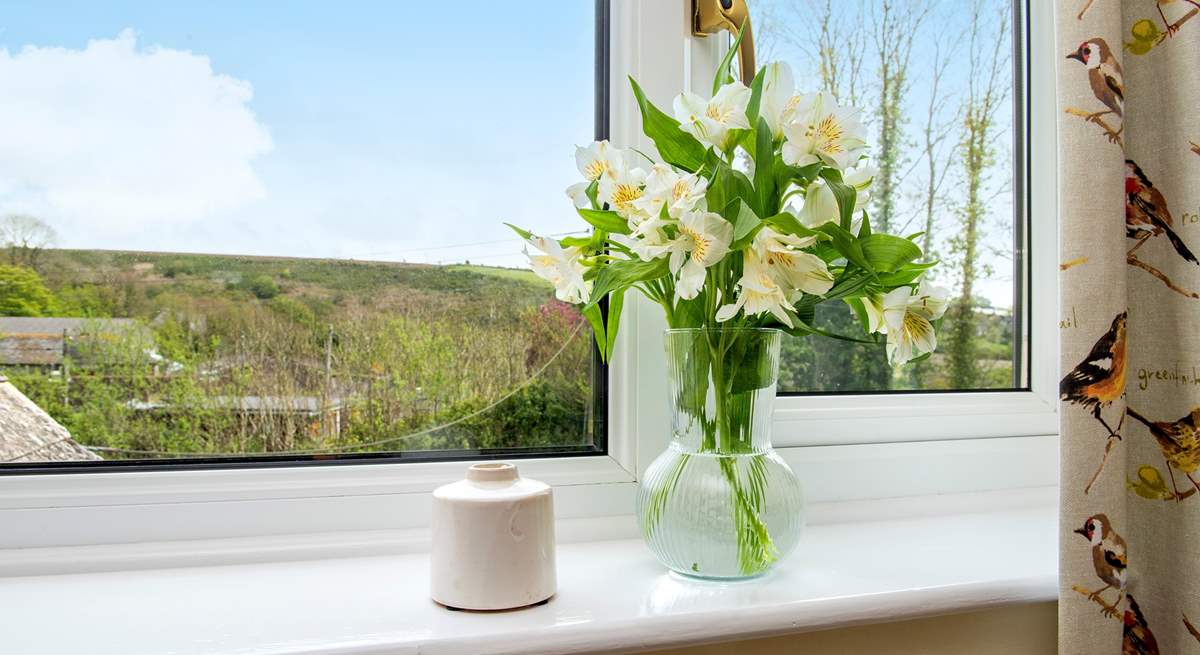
752 0 1023 393
0 2 601 466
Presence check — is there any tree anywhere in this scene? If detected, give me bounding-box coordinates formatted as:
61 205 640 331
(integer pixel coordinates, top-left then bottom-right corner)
0 214 57 269
0 265 57 316
944 0 1011 388
869 0 930 234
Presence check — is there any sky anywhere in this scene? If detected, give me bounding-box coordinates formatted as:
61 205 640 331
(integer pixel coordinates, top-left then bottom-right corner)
0 1 594 266
0 1 1015 308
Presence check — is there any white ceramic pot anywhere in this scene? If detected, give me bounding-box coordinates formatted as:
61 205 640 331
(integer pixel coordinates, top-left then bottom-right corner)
430 462 556 610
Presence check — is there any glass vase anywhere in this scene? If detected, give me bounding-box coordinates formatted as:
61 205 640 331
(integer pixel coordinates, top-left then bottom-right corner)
636 328 804 579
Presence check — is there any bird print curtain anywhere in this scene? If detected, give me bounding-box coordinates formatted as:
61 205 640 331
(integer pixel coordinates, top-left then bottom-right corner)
1058 0 1200 652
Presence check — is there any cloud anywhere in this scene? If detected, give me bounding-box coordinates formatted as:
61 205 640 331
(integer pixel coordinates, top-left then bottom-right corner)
0 29 272 239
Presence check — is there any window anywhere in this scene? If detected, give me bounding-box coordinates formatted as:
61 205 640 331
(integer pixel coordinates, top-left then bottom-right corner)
0 2 606 468
752 0 1025 394
0 1 1057 557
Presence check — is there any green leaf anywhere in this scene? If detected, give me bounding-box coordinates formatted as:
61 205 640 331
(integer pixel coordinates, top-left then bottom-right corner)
585 179 600 209
705 159 756 216
816 223 874 277
504 222 533 240
728 200 763 251
581 303 608 362
762 212 820 239
712 23 749 95
577 208 630 234
629 77 708 172
744 67 767 137
818 168 857 231
584 256 671 311
843 297 871 332
857 210 872 238
774 161 821 191
752 116 776 216
859 234 922 273
876 261 937 287
605 287 625 361
822 269 875 301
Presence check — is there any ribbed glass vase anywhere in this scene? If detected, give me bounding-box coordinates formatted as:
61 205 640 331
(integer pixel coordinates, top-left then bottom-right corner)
636 328 804 579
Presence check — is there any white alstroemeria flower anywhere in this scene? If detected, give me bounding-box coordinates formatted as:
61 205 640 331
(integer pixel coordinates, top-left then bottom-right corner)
598 165 649 222
611 232 668 262
673 82 752 151
909 278 950 321
753 227 834 297
760 62 805 140
878 280 950 365
668 210 733 300
633 164 708 219
565 141 630 208
715 250 794 327
781 92 868 170
862 293 887 333
524 236 590 304
795 162 877 231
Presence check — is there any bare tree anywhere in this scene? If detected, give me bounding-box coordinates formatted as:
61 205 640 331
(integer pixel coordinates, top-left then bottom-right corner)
764 0 867 104
869 0 931 233
945 0 1011 388
0 214 57 269
918 34 962 262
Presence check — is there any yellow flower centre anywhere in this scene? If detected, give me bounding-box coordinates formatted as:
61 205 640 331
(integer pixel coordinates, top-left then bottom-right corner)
672 179 692 203
767 250 795 269
610 184 643 210
705 102 733 123
584 160 610 181
901 311 932 340
810 115 845 153
682 226 711 262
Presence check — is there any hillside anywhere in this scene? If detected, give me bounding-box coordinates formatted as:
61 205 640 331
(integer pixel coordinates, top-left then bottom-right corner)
3 250 593 461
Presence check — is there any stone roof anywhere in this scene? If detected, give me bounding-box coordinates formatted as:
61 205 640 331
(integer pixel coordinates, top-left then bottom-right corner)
0 317 139 336
0 375 100 463
0 317 151 366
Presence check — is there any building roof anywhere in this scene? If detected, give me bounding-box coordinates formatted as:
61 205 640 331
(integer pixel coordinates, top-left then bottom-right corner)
0 317 140 336
0 375 100 463
0 317 152 366
0 334 61 366
127 395 343 414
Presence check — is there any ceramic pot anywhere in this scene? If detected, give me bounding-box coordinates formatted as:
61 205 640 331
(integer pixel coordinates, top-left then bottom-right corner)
430 462 556 610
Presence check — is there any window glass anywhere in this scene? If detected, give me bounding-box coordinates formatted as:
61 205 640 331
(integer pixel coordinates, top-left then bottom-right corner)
0 1 601 466
752 0 1022 393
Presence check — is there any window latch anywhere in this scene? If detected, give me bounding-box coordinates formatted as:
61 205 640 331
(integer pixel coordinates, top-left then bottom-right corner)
692 0 755 85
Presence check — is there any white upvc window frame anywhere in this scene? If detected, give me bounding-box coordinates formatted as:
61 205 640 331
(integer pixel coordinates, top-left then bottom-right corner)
0 0 1058 559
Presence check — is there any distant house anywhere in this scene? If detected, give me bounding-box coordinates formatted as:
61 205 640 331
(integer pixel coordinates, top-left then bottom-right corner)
0 375 100 463
0 317 154 368
128 395 345 439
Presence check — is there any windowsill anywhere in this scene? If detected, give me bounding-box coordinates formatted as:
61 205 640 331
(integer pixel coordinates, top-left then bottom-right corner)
0 487 1057 655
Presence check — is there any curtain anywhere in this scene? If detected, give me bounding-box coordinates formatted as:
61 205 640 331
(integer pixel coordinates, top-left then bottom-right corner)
1058 0 1200 652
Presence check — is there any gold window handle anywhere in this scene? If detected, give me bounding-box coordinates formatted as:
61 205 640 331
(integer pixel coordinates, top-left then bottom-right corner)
693 0 755 85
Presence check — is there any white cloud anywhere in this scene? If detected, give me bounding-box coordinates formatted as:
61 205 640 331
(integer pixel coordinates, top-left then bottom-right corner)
0 29 272 238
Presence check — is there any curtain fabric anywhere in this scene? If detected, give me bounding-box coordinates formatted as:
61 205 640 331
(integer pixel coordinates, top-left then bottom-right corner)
1058 1 1200 652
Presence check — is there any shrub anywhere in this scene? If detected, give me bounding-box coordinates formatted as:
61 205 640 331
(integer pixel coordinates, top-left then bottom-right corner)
247 275 279 300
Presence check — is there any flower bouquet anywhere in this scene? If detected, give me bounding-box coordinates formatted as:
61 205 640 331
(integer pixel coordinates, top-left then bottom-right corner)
509 45 946 577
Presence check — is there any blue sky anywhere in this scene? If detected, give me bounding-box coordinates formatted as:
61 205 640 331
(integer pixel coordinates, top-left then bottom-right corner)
0 1 1015 306
0 1 594 265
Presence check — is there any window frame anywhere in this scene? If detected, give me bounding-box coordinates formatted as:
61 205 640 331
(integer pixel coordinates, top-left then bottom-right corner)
0 0 1058 559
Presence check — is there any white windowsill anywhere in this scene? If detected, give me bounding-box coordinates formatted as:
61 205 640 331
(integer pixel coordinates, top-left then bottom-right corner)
0 487 1057 655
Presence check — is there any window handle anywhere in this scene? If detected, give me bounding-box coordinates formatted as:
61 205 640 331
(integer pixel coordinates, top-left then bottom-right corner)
692 0 755 85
